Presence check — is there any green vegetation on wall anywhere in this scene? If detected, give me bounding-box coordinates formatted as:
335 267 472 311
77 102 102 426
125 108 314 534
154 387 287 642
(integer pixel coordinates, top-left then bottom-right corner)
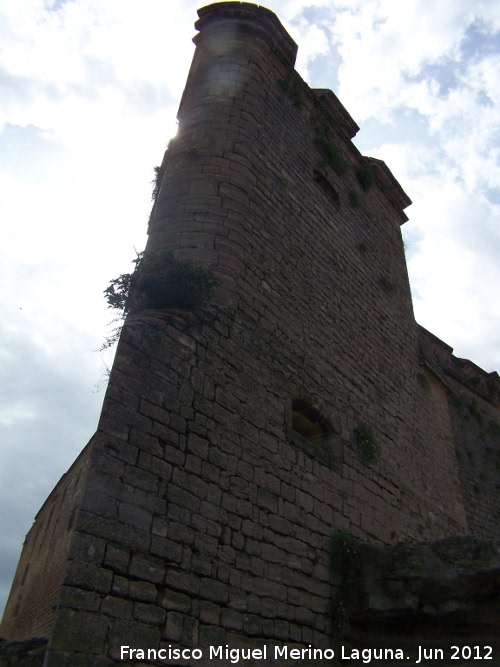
314 135 348 175
102 249 219 349
279 74 304 107
356 165 375 191
349 190 361 208
151 165 161 202
353 423 379 464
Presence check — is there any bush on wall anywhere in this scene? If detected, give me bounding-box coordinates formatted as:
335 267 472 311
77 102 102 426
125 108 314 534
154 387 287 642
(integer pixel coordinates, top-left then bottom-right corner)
101 249 219 349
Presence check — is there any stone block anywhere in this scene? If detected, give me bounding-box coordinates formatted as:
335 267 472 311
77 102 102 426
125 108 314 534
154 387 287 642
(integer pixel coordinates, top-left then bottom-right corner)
159 588 191 613
118 503 152 532
67 532 107 564
201 460 221 484
218 544 236 564
191 554 213 577
185 453 202 475
182 616 199 646
128 580 158 602
64 561 113 594
101 595 133 619
199 601 221 624
168 485 200 511
108 620 161 661
194 532 219 556
268 514 292 536
50 610 109 654
129 554 165 584
261 597 278 619
198 624 226 647
122 465 158 493
200 578 229 604
150 535 183 563
241 614 261 637
163 611 184 641
165 570 200 596
111 574 128 597
260 543 286 565
295 606 314 626
128 428 163 456
152 516 168 537
164 444 185 466
58 586 100 612
241 519 263 540
80 491 117 520
220 608 243 631
133 602 166 625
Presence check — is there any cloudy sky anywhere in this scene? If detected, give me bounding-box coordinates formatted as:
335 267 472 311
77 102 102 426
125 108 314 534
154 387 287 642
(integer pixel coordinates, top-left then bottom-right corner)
1 0 499 614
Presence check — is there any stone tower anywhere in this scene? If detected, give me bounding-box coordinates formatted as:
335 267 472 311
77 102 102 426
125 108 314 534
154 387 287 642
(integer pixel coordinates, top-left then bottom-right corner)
2 3 499 665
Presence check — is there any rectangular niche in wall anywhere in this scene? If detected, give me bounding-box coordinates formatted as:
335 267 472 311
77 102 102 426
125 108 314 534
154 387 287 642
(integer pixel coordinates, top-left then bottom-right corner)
288 397 344 470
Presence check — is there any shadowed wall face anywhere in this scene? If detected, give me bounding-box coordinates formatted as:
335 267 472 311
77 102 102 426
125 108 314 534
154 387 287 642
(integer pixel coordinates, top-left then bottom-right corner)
148 1 467 542
1 3 498 664
0 448 91 640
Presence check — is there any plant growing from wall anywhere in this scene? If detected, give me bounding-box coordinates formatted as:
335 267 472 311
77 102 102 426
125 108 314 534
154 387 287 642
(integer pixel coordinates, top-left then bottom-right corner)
349 190 360 208
151 166 161 201
149 165 162 223
279 74 303 107
353 423 379 464
379 275 395 294
356 165 375 191
101 249 219 349
314 135 348 175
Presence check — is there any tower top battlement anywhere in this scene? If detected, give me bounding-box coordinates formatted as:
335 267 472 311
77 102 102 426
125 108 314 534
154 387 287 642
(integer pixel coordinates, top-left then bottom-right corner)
195 2 298 67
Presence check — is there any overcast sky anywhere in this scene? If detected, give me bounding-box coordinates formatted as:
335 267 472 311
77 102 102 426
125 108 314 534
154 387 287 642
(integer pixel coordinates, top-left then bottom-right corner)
1 0 499 615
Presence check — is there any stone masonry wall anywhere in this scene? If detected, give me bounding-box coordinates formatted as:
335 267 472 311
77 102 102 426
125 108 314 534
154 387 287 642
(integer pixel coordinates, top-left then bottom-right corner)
45 3 467 662
0 444 92 641
419 326 500 540
1 3 498 665
148 1 467 541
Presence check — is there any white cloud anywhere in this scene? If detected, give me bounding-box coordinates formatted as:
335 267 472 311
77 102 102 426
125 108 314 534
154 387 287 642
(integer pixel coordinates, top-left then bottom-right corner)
375 140 500 369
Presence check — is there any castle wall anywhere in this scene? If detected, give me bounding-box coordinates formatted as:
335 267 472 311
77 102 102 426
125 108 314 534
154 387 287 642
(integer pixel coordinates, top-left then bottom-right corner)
0 444 92 640
148 1 467 541
1 3 498 664
419 327 500 540
43 4 468 662
450 385 500 539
